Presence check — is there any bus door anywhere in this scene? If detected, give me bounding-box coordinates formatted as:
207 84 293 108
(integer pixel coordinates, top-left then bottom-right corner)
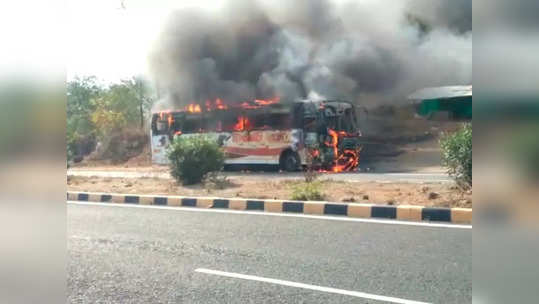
151 113 172 164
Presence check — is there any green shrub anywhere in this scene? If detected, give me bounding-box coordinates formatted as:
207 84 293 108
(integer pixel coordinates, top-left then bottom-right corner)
291 181 326 201
440 123 472 188
167 136 225 185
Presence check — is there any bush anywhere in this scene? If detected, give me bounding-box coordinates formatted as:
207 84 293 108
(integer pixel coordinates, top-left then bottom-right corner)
291 181 326 201
67 131 96 163
167 136 225 185
440 123 472 188
92 129 147 163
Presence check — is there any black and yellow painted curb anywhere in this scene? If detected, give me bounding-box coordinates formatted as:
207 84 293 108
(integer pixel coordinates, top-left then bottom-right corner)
67 191 472 224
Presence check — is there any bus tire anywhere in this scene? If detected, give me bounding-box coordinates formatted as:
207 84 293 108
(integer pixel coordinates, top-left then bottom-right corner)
280 150 300 172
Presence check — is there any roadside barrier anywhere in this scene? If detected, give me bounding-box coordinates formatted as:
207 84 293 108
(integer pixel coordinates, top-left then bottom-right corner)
67 191 472 224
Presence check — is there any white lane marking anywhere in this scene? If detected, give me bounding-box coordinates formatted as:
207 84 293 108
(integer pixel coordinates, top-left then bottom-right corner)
195 268 431 304
371 180 450 184
67 201 471 229
375 173 446 176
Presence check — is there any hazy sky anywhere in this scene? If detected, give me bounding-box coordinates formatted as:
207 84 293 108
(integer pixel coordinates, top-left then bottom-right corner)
0 1 64 83
67 0 359 83
67 0 228 82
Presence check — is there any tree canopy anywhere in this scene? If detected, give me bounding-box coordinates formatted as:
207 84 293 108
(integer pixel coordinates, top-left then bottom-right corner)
67 75 155 162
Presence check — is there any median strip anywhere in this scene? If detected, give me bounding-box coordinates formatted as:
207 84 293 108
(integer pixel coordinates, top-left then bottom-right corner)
66 191 472 224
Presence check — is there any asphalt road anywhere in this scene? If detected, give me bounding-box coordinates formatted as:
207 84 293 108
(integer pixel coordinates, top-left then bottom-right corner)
68 202 471 303
67 169 452 183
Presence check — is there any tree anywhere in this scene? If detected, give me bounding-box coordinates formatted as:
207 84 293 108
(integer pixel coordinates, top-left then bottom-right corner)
67 76 103 159
67 75 155 162
90 96 127 137
67 76 102 134
89 76 155 136
67 76 102 118
118 76 155 129
131 76 154 129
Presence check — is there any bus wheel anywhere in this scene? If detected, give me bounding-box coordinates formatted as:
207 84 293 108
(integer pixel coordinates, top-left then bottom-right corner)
280 150 300 172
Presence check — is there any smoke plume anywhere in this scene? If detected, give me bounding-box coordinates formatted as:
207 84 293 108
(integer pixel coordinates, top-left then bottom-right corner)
149 0 471 110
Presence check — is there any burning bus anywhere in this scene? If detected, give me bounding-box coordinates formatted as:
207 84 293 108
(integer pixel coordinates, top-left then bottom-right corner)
150 99 362 172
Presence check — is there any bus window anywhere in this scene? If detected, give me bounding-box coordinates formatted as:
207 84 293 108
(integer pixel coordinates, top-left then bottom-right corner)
221 112 241 132
151 114 169 135
292 102 304 129
248 111 269 130
326 116 337 130
303 117 316 132
266 113 292 130
183 115 205 133
342 108 358 133
206 112 220 132
340 109 351 133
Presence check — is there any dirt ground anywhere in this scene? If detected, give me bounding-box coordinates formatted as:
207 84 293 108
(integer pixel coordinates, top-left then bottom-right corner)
67 175 471 208
69 143 445 175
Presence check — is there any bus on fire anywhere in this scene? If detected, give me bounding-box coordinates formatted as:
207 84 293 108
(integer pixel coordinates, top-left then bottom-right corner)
150 99 362 172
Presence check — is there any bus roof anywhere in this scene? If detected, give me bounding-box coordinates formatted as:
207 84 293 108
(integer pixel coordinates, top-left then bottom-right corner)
151 99 354 115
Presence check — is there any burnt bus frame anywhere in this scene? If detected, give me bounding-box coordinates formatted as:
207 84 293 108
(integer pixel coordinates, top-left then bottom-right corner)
150 100 361 166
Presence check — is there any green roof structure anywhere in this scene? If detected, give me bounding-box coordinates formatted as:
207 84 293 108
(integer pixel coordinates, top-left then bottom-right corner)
409 86 472 120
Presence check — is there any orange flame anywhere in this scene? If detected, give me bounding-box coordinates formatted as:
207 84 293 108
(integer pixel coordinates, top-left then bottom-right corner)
183 97 278 112
324 128 360 173
240 101 256 109
254 97 280 106
185 103 202 113
327 129 339 162
204 98 228 111
167 113 174 128
333 149 359 172
240 97 280 109
159 110 171 120
189 99 229 112
215 98 227 109
233 116 251 131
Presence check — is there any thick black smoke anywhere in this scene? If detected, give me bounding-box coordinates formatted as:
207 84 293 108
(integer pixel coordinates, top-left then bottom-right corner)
407 0 472 34
149 0 471 110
